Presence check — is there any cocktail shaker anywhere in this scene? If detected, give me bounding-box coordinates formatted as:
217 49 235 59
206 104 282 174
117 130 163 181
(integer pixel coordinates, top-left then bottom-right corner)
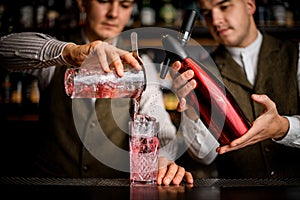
64 66 145 99
64 32 146 99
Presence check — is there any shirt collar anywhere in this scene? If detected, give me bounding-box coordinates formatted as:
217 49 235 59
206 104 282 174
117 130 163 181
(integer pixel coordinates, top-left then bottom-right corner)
226 31 263 58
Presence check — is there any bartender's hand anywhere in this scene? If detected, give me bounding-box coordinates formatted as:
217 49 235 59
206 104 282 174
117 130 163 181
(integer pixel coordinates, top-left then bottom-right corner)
171 61 198 121
62 41 141 77
217 94 289 154
157 157 193 186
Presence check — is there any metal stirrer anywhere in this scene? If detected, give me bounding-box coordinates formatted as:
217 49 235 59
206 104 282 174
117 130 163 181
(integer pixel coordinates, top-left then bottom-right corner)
130 32 143 65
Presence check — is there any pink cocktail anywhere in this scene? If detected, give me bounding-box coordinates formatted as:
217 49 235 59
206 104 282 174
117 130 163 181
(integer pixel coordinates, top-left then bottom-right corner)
129 115 159 184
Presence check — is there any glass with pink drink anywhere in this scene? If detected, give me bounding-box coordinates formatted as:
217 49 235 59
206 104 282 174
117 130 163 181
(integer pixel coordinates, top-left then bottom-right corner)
129 115 160 184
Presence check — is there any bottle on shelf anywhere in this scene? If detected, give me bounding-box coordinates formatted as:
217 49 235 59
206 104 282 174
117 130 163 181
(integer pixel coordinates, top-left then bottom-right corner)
10 80 22 105
9 78 23 115
2 74 11 104
159 0 177 25
45 0 60 29
140 0 156 26
271 0 286 26
36 0 47 29
30 79 40 105
19 0 34 30
283 0 294 27
0 1 18 34
0 1 5 30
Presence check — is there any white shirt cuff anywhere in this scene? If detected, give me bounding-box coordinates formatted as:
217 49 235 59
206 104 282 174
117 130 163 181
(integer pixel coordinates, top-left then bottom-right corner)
273 116 300 148
180 113 218 164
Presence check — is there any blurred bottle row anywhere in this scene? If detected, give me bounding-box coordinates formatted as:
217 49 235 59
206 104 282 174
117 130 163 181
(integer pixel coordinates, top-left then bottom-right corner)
1 0 298 35
0 70 40 117
0 0 300 34
0 0 198 35
138 0 300 27
255 0 300 27
0 0 78 35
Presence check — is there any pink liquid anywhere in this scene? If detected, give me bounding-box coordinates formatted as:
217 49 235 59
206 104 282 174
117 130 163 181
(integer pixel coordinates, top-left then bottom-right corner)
130 136 159 183
64 68 144 99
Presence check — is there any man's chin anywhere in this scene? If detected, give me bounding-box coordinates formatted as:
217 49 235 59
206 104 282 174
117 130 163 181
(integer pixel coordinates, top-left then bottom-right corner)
100 32 119 41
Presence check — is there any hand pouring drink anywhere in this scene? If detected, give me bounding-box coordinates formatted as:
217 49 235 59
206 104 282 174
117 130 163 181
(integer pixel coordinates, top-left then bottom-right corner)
64 32 145 99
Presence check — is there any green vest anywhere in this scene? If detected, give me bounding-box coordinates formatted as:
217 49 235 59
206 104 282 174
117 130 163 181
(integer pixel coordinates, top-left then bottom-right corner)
211 33 300 178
